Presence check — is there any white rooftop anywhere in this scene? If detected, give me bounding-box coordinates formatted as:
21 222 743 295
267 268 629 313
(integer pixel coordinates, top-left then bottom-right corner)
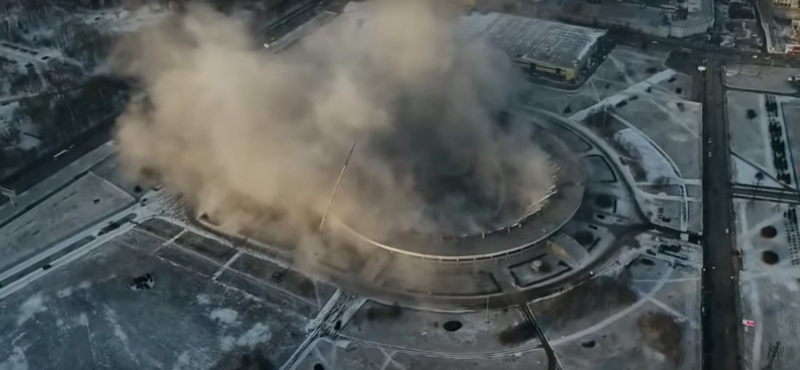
335 3 606 69
459 12 607 68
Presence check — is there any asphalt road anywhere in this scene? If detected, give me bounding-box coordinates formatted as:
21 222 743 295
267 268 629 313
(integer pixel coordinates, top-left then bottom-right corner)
615 29 800 69
701 59 742 370
0 112 116 201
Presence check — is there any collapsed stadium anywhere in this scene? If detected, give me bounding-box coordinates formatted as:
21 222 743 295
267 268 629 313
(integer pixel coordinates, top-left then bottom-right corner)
173 3 647 311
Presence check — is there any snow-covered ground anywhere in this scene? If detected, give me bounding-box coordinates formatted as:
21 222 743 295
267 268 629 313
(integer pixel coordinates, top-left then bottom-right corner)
732 154 788 188
0 7 710 369
523 45 672 119
0 2 170 163
727 90 798 189
728 91 771 170
614 128 676 183
81 5 169 34
536 58 700 233
725 64 800 94
611 83 702 180
734 199 800 370
0 225 313 370
781 98 800 186
0 101 41 150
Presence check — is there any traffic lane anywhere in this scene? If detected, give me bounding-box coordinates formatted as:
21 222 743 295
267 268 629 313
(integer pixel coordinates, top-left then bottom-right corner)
0 112 116 205
614 30 797 69
701 62 741 370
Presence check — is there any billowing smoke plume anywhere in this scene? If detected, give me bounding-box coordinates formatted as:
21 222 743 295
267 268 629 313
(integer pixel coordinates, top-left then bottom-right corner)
113 0 555 244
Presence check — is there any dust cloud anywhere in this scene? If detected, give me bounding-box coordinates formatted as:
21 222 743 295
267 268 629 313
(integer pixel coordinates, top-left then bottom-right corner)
112 0 555 245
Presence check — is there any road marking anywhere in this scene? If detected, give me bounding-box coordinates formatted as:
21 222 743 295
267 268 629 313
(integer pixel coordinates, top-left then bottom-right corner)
283 291 349 370
647 297 700 329
378 350 394 370
379 348 406 370
212 250 242 281
649 100 701 138
550 267 674 347
569 69 677 123
88 170 131 197
134 223 319 307
151 228 186 255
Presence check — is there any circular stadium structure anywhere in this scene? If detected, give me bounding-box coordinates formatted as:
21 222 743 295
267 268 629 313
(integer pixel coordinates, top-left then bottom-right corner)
197 109 646 310
329 127 586 261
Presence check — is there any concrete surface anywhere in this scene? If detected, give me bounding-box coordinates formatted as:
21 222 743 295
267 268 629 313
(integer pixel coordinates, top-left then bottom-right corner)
734 199 800 370
0 229 309 370
724 64 800 94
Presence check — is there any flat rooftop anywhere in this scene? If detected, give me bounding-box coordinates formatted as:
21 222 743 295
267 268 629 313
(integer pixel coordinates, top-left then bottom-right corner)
459 12 607 69
319 3 606 70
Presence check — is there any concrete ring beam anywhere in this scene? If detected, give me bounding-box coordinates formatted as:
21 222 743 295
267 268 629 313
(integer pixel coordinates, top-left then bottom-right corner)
328 126 586 261
195 109 645 311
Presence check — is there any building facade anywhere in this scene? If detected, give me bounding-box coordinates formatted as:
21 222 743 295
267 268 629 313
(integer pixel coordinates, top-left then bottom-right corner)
773 0 800 9
461 13 607 83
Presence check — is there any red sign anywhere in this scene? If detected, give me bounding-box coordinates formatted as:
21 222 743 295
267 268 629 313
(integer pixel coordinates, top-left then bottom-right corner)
742 320 756 327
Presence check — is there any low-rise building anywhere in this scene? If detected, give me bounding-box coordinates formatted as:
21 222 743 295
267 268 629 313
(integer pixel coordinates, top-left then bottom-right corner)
785 19 800 53
773 0 800 9
460 13 608 83
561 0 713 38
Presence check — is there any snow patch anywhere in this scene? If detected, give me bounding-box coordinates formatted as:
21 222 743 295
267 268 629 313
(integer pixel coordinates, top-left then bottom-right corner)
56 287 73 298
235 323 271 348
218 323 272 351
104 307 139 363
14 133 39 151
614 128 676 182
97 6 169 34
219 336 235 351
731 155 786 188
0 102 19 119
196 294 211 305
170 351 193 370
56 280 93 298
0 346 29 370
77 313 89 327
16 293 47 326
111 319 129 343
209 308 240 326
